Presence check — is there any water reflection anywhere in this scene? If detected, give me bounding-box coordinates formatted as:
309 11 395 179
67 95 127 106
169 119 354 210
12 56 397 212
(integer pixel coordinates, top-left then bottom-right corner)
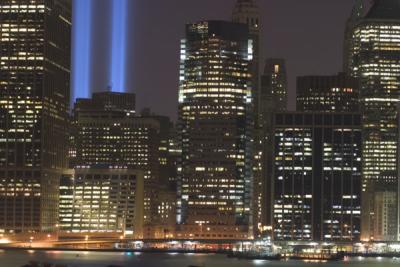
2 250 400 267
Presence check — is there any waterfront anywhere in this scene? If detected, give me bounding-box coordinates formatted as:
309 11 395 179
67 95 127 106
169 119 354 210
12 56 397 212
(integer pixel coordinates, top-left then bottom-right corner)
2 250 400 267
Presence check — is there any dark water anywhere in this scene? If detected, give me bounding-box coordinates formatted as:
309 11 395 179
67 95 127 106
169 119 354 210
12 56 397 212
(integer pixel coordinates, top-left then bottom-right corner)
1 250 400 267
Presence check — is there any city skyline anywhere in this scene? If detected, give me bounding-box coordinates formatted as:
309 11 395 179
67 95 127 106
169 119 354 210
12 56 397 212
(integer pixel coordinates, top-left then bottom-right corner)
76 0 362 120
2 1 400 264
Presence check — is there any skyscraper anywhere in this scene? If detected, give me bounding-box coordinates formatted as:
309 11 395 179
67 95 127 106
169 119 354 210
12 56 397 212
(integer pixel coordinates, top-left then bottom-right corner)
177 21 253 239
296 72 359 112
346 0 400 241
0 0 71 234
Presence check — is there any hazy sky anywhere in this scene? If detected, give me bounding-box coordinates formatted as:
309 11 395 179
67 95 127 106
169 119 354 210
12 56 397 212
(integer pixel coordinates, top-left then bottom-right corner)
88 0 361 120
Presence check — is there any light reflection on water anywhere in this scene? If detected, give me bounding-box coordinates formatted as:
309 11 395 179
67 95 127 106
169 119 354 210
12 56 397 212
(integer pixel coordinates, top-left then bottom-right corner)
2 250 400 267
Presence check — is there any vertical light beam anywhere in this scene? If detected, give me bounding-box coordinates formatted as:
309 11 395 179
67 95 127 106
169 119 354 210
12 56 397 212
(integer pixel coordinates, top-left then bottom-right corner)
72 0 92 102
110 0 128 92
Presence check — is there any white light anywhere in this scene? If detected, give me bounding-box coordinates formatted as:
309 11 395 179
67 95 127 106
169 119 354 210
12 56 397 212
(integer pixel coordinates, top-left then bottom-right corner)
253 260 266 265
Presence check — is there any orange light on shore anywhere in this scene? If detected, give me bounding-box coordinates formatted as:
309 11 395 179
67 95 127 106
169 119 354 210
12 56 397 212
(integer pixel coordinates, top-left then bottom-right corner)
0 238 10 244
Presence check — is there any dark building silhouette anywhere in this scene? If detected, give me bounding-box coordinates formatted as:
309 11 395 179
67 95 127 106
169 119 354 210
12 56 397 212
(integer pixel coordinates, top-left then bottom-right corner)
0 0 71 234
74 91 136 115
296 73 360 112
177 20 253 239
272 112 362 241
256 58 288 235
260 59 288 115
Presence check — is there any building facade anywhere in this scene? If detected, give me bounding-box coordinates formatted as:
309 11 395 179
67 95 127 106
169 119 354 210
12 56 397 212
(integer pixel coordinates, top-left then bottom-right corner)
177 21 253 239
373 191 398 241
346 0 400 241
0 0 71 234
59 171 74 231
296 72 359 112
272 113 362 241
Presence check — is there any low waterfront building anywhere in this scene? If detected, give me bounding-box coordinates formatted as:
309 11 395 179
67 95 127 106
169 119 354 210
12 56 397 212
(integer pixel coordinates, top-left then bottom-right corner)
59 168 144 239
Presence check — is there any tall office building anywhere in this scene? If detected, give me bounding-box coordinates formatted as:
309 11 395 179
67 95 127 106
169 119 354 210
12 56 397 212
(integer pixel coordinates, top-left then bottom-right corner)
296 73 359 112
0 0 71 234
177 21 253 239
346 0 400 241
272 113 362 241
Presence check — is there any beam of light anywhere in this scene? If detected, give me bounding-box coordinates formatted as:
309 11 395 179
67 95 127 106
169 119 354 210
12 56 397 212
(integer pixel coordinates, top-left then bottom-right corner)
72 0 92 102
110 0 128 93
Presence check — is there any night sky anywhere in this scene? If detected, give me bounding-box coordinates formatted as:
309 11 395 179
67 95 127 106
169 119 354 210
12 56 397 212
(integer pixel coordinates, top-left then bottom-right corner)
88 0 363 120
